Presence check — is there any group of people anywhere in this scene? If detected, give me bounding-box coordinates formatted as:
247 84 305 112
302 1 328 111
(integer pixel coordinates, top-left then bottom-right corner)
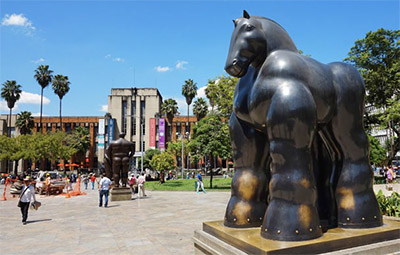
97 173 147 208
82 173 98 190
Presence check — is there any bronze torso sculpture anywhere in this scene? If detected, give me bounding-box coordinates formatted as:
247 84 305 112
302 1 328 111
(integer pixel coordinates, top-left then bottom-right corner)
224 11 382 241
105 133 135 187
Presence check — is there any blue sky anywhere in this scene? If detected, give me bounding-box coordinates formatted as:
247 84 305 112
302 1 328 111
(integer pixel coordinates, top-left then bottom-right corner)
1 0 399 117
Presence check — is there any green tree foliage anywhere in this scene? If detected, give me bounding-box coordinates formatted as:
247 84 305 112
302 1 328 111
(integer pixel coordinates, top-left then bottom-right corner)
344 28 400 161
139 148 161 170
52 74 70 129
193 98 209 121
34 65 53 128
150 151 175 183
16 111 34 135
368 135 386 166
1 80 22 137
167 139 189 168
190 113 231 188
161 98 178 122
205 75 237 118
65 126 90 163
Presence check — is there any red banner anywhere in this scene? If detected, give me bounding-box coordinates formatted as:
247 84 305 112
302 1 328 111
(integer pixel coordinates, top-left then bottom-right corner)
149 118 156 148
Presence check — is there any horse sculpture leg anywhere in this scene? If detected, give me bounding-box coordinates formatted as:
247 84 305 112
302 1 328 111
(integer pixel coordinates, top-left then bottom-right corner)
261 81 323 241
224 114 270 228
329 63 383 228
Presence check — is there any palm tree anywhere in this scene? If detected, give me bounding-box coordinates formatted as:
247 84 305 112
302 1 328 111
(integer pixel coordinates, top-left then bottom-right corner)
52 75 70 130
161 98 178 140
16 111 34 135
1 80 22 137
181 79 197 133
161 98 178 123
205 79 218 112
34 65 53 130
193 98 209 121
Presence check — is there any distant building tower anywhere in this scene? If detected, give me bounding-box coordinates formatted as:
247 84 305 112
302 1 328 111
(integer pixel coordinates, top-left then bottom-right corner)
107 88 163 168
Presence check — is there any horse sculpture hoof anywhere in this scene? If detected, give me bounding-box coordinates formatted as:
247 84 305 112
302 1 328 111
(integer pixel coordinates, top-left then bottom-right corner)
224 197 267 228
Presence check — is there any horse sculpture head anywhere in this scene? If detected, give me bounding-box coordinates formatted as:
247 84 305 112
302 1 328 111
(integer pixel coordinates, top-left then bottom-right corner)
225 11 297 78
225 10 266 77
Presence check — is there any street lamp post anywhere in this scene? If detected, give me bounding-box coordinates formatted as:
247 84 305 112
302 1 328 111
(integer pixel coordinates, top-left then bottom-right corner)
176 132 189 179
141 121 144 174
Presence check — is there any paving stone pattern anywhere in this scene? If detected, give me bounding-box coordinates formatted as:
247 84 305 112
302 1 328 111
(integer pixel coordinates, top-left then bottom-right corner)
0 185 230 255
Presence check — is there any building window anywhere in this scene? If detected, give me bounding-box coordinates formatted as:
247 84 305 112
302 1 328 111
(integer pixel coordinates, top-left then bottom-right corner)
133 142 136 151
141 101 145 135
131 101 136 135
156 141 159 149
142 141 145 152
122 100 127 134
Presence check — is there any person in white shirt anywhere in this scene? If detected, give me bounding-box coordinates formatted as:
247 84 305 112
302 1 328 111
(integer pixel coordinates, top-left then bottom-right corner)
137 173 147 198
19 176 37 225
98 174 112 207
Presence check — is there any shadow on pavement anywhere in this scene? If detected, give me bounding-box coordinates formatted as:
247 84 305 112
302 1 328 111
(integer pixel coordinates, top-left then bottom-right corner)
27 219 52 224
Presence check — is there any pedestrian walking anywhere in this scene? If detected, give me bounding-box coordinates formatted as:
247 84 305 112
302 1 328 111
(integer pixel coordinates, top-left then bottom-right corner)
129 174 136 199
137 173 147 198
18 176 37 225
83 175 89 190
98 174 112 207
45 173 51 196
90 174 96 190
196 170 206 193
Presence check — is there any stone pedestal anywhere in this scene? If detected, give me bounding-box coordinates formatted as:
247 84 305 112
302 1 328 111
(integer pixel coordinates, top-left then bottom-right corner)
110 187 132 201
194 219 400 254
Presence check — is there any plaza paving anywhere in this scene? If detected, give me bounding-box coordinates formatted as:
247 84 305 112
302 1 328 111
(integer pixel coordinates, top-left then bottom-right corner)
0 183 398 255
0 185 230 255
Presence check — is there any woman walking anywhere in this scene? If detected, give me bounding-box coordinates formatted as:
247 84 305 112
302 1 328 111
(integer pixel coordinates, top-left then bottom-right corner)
19 176 37 225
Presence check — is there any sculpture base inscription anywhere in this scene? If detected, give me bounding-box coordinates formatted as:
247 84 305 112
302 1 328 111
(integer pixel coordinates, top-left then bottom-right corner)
194 220 400 254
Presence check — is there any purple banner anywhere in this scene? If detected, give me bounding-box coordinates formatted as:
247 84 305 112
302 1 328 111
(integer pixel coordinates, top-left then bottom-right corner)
159 118 165 149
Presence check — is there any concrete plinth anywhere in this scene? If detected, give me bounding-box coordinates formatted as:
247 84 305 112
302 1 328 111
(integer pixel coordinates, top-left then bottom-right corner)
194 219 400 254
110 187 131 201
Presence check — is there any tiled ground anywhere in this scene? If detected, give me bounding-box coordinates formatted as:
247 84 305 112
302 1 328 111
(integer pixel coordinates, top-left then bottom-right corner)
0 185 230 255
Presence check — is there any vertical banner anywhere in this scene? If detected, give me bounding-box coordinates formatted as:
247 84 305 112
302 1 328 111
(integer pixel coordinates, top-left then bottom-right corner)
159 118 165 149
149 118 156 148
108 118 115 142
99 119 105 135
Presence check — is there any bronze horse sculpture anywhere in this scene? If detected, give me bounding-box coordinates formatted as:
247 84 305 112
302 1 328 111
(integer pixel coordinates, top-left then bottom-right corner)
224 11 382 241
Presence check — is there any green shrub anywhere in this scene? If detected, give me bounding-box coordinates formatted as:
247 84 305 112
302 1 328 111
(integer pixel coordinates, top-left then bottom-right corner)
376 190 400 217
374 176 386 184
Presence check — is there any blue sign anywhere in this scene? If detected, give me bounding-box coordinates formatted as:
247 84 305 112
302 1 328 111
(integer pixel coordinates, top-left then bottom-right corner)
107 118 115 142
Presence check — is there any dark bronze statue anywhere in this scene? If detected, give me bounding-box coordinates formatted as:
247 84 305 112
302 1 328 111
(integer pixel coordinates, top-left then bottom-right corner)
224 10 382 241
105 133 135 187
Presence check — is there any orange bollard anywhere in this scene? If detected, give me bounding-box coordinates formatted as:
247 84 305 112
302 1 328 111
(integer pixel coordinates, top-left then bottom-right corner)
1 178 8 201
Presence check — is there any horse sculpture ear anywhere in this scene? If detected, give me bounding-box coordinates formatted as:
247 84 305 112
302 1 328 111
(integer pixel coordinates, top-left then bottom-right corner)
243 10 250 19
232 19 237 27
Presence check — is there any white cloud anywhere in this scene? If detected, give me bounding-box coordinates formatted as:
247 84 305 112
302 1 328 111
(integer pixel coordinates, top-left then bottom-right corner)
105 54 111 59
176 60 188 70
32 58 45 64
100 104 108 112
155 66 171 72
197 86 207 98
113 57 125 63
2 13 35 35
0 100 18 111
176 97 194 116
19 91 50 105
31 112 47 117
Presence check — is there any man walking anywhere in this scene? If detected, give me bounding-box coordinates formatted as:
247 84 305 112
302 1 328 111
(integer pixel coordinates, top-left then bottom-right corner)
90 174 96 190
99 174 112 207
197 170 206 193
137 173 147 198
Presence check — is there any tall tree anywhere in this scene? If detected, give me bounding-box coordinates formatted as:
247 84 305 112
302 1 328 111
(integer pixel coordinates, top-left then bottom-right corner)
1 80 22 138
52 74 70 129
193 98 209 121
161 98 178 139
150 151 175 183
34 65 53 130
344 28 400 161
181 79 197 132
190 113 231 188
66 126 91 165
16 111 34 135
205 75 237 118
